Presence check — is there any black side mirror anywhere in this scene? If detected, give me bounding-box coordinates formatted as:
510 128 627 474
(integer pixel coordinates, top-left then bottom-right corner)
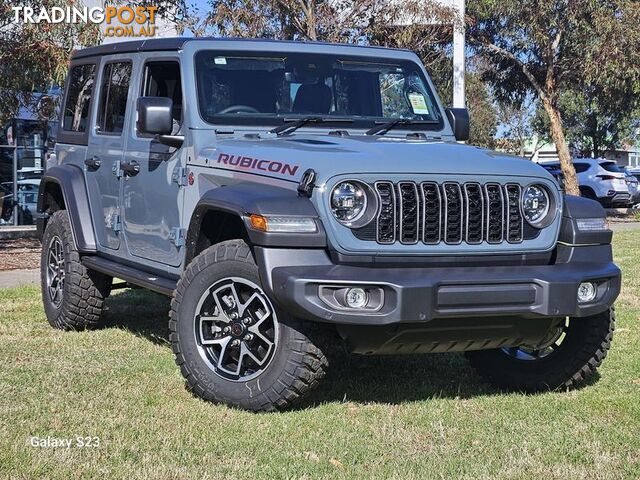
445 108 470 142
137 97 184 148
137 96 173 135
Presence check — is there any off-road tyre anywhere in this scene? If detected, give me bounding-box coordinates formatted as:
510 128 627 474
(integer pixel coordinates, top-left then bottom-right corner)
170 239 328 412
466 308 615 392
41 210 111 330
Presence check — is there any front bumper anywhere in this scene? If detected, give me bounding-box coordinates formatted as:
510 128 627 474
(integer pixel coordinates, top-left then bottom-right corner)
256 245 621 326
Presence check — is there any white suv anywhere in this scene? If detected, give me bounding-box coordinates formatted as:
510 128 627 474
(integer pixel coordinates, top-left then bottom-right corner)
543 159 630 207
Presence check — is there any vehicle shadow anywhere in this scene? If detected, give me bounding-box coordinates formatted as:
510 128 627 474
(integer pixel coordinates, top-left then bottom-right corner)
100 289 599 406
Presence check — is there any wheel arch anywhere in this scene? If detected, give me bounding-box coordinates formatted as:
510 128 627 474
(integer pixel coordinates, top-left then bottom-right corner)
184 183 326 267
37 164 97 252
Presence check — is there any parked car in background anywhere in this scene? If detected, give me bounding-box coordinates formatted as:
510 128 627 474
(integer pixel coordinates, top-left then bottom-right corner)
0 178 40 225
538 163 565 191
624 170 640 207
541 159 630 207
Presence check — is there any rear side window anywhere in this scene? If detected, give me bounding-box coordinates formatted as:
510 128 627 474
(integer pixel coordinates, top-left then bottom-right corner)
600 162 623 173
574 163 590 173
62 64 96 132
97 61 132 134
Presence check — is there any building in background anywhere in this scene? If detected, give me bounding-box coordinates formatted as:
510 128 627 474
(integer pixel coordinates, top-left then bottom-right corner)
603 142 640 169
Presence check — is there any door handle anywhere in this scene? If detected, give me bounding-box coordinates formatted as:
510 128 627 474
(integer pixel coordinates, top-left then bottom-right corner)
84 156 101 170
121 160 141 177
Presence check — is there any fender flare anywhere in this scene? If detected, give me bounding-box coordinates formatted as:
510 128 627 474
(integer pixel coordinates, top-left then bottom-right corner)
37 164 97 252
558 195 612 245
186 182 327 259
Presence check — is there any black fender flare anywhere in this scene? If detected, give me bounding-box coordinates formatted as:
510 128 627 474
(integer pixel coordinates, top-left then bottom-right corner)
37 164 97 252
559 195 612 245
186 182 327 260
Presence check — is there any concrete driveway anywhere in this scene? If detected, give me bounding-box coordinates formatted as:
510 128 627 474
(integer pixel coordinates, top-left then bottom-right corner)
0 268 40 289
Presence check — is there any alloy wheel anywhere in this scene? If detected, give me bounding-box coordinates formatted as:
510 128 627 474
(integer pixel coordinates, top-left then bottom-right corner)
194 277 279 381
46 235 65 307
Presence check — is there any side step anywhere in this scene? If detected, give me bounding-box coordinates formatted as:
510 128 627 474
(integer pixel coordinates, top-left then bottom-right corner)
82 256 177 297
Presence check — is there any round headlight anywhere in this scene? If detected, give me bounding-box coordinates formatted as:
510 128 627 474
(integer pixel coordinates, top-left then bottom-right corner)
522 184 551 226
331 181 367 224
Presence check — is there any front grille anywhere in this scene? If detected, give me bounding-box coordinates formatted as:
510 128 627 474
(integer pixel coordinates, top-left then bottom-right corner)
365 181 525 246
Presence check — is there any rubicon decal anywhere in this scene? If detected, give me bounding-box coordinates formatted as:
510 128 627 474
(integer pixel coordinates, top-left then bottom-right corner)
217 153 299 177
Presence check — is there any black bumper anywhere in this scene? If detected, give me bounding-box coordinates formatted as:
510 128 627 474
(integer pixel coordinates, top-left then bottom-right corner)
256 246 621 326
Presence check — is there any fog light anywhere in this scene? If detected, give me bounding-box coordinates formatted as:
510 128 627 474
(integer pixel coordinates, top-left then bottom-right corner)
577 282 597 303
345 288 368 308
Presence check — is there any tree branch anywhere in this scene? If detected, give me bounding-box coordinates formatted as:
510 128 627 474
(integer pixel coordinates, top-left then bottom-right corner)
481 41 548 101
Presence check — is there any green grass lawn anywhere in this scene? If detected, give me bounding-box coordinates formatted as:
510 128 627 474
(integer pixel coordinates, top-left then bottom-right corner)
1 233 639 479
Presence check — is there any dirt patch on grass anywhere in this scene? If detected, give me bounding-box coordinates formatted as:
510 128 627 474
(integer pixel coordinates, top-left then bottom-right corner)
0 238 41 271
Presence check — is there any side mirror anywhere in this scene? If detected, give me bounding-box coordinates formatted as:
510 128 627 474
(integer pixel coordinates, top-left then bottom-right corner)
137 96 173 135
445 108 470 142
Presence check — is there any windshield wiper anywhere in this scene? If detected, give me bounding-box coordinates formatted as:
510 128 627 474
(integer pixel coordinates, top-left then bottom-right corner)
365 119 438 136
269 116 353 136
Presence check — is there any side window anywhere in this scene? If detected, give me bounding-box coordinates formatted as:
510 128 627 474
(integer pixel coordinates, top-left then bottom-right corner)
62 64 96 132
97 61 132 135
574 163 590 173
141 61 183 135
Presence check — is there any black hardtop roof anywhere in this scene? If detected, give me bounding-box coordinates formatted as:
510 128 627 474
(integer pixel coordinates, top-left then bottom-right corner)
71 37 410 60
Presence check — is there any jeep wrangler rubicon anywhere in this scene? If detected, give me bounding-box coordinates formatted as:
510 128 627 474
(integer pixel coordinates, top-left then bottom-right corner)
38 38 620 412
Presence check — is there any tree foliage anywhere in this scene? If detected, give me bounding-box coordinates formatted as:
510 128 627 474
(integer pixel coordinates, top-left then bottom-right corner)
0 0 100 125
468 0 640 195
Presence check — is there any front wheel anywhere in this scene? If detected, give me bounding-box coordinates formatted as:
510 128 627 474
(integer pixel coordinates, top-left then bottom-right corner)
169 240 328 412
466 308 615 392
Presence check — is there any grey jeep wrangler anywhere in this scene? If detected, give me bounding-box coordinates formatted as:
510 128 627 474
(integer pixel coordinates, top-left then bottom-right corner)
38 38 621 411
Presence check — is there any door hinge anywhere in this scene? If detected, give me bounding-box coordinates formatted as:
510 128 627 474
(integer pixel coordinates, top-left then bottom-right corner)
172 166 189 187
169 227 186 247
112 160 123 179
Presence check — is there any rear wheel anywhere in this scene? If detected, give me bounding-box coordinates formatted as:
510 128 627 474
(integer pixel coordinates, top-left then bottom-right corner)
40 210 112 330
466 308 615 391
170 240 328 412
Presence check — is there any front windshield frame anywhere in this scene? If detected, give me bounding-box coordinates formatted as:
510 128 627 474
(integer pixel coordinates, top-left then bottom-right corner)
194 50 445 132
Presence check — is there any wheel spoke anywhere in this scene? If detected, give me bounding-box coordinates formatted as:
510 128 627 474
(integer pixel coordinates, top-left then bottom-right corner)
216 336 232 370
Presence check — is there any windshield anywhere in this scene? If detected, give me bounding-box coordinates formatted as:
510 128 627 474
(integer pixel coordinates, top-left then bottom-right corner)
195 51 443 130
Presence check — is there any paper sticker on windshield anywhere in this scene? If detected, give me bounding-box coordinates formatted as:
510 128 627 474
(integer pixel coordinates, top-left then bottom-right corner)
408 93 429 115
214 57 227 65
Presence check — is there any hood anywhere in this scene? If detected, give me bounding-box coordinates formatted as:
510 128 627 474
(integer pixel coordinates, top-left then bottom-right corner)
197 133 555 185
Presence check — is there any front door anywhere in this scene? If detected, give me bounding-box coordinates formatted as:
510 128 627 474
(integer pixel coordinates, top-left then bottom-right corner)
122 57 185 267
85 58 133 251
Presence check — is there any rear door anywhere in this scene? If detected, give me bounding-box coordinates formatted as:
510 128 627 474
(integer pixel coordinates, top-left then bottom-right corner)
85 57 133 251
121 56 185 267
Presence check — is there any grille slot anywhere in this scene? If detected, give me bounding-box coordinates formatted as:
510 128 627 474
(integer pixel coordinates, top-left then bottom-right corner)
367 180 525 246
485 184 504 244
443 183 463 244
398 182 420 244
421 182 441 244
464 183 484 244
374 182 396 244
505 184 523 243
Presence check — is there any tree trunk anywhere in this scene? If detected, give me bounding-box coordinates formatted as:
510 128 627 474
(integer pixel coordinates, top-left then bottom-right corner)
542 99 580 196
